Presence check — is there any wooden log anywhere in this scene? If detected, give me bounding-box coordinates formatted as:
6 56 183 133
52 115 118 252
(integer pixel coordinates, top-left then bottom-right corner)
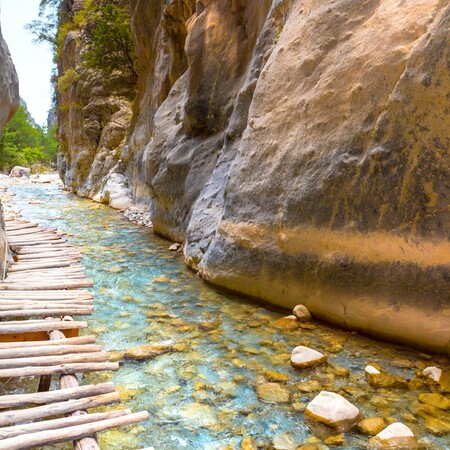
9 262 76 272
0 411 149 450
0 290 93 299
0 335 96 349
0 350 108 369
0 382 115 408
18 251 81 258
0 281 94 290
7 229 54 237
0 409 130 440
0 392 121 427
0 301 93 308
0 308 93 318
0 344 101 359
0 361 119 379
0 320 87 334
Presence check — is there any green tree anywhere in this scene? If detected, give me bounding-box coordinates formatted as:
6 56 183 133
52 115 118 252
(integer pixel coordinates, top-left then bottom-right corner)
0 106 58 171
83 3 136 77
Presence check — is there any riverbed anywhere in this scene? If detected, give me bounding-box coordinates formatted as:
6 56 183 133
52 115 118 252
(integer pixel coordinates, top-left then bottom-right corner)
4 181 449 449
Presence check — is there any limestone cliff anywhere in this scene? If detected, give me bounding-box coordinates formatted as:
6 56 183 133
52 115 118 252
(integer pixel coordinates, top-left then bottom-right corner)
0 15 19 276
59 0 450 353
57 0 137 209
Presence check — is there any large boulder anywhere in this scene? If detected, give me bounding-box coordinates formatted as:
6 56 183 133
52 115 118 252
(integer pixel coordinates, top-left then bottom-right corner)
9 166 30 178
305 391 362 430
369 423 419 449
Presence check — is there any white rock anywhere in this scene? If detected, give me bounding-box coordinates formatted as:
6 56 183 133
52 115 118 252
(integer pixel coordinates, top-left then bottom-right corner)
290 346 326 369
292 304 312 321
369 422 419 449
423 366 442 382
169 243 181 251
305 391 361 429
365 365 381 375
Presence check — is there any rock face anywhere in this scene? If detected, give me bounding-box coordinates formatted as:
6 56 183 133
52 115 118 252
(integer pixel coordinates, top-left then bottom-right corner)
0 16 19 277
58 0 450 353
57 0 136 208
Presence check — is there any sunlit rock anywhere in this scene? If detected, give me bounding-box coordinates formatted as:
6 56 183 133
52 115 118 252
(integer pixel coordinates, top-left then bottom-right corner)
424 417 450 436
305 391 361 430
364 365 408 388
179 403 217 426
368 423 419 449
291 346 327 369
272 315 301 330
324 434 347 446
418 393 450 410
423 366 442 382
169 243 182 251
240 436 257 450
272 431 298 450
256 382 290 403
357 417 387 436
124 343 172 361
293 304 312 322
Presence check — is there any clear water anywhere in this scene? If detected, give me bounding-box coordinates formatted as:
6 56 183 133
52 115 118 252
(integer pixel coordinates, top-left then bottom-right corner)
7 183 450 449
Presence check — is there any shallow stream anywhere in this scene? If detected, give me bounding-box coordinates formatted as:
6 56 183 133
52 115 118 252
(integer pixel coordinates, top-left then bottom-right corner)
6 182 450 449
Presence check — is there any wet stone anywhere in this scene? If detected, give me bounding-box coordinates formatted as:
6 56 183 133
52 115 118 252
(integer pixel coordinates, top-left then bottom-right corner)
357 417 387 436
256 382 290 403
418 393 450 410
240 436 257 450
293 304 312 322
324 434 347 446
305 391 361 430
291 346 327 369
368 423 419 449
423 366 442 382
272 315 301 330
272 431 298 450
424 417 450 436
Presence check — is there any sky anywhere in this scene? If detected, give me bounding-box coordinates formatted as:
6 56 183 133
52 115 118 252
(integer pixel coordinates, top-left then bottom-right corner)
1 0 54 126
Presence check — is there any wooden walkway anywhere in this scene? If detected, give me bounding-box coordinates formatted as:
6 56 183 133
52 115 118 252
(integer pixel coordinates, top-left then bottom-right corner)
0 219 148 449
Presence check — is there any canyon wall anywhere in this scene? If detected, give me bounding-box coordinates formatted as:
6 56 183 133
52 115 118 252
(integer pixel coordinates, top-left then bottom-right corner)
0 14 19 276
57 0 137 209
58 0 450 353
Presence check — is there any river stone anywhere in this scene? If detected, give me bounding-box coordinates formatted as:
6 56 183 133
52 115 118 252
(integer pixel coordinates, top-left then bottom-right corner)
418 393 450 410
424 417 450 436
240 436 257 450
423 366 442 382
364 366 408 389
357 417 387 436
305 391 361 430
368 423 419 449
124 343 172 361
292 304 312 322
324 434 347 446
291 346 327 369
272 315 301 330
256 382 290 403
169 243 181 251
272 431 297 450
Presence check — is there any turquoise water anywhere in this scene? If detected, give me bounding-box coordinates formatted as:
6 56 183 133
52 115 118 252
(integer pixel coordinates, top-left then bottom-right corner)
8 183 450 449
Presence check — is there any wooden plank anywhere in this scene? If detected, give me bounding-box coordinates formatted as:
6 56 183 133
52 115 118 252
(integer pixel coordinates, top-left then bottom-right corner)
0 281 94 290
0 411 149 450
0 351 109 369
0 335 96 349
0 300 93 308
0 392 121 426
0 291 93 299
9 262 77 272
0 308 93 318
0 344 101 359
0 409 130 440
0 361 119 379
0 382 115 408
0 329 79 343
0 320 87 334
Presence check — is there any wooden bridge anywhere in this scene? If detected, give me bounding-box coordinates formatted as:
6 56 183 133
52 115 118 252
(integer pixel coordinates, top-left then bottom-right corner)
0 219 149 449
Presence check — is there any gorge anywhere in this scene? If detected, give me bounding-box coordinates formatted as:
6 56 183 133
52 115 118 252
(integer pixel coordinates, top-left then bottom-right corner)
55 0 450 353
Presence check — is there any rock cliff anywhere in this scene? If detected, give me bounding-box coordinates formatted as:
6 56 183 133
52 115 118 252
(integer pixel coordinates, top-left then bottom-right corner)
0 15 19 276
57 0 137 209
58 0 450 353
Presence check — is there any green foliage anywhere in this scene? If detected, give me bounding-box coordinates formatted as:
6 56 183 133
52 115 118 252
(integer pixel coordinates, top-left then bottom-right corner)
0 106 58 172
83 3 136 76
58 69 80 92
